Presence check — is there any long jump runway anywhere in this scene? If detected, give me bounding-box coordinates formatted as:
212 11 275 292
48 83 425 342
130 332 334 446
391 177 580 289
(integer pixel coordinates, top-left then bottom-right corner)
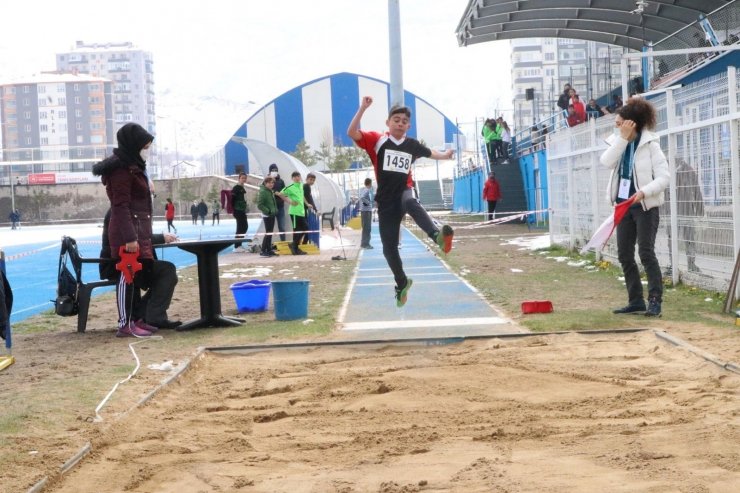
338 225 524 339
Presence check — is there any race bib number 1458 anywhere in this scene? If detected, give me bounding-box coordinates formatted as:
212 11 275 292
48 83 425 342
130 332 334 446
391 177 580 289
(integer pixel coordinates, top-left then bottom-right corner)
382 149 412 174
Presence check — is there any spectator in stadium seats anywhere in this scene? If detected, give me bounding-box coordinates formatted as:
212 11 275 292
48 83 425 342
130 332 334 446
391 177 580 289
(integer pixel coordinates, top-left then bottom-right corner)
566 105 584 127
500 120 511 163
557 83 572 112
587 99 607 120
569 90 587 122
493 117 505 160
607 94 623 113
482 118 498 164
538 123 549 149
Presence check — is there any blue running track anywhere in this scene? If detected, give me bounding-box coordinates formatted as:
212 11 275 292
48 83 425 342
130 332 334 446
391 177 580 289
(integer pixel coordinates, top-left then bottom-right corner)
2 219 256 324
339 225 521 339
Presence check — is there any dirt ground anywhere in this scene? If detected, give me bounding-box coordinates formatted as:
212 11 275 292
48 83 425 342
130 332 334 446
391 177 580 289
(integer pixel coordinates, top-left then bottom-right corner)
2 223 740 493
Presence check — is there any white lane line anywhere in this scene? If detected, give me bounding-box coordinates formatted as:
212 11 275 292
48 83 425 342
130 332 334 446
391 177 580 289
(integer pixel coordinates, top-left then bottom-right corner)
359 266 446 272
336 246 364 324
342 316 509 331
355 280 459 287
357 272 455 280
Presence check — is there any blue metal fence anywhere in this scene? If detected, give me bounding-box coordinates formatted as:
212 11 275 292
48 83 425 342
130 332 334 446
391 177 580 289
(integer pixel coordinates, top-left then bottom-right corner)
452 168 485 214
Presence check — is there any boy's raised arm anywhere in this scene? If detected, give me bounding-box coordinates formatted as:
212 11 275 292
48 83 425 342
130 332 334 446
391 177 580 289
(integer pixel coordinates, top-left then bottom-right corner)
347 96 373 142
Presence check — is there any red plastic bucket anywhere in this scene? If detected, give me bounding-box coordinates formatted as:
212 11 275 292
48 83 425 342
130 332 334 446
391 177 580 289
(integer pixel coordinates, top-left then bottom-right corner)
521 300 553 314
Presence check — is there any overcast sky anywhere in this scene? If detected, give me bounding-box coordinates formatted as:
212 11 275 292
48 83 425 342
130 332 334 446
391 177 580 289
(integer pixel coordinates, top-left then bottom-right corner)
1 0 512 151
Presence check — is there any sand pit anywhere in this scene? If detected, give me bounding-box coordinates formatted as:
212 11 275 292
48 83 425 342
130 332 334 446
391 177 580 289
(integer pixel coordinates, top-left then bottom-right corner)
46 331 740 492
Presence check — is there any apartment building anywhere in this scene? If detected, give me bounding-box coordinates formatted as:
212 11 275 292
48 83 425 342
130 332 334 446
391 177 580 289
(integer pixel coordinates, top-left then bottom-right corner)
56 41 155 135
510 38 632 132
0 73 114 182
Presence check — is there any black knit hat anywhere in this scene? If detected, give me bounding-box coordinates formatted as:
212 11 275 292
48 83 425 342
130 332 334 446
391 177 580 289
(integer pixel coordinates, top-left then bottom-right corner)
269 163 279 172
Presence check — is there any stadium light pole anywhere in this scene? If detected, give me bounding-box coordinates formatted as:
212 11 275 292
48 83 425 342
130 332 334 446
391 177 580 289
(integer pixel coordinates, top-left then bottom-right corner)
388 0 404 107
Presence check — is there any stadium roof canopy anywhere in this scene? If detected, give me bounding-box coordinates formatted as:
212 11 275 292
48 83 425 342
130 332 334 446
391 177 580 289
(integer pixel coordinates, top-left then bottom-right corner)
456 0 735 51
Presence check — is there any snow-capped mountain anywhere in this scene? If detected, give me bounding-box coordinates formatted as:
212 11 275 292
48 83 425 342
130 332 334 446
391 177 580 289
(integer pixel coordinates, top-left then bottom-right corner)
155 88 259 162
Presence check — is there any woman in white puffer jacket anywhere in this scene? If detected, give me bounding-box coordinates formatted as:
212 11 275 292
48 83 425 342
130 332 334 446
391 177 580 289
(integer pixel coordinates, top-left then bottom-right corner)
600 98 670 318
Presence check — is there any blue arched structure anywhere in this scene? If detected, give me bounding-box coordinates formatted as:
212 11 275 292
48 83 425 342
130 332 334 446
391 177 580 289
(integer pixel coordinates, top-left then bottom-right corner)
221 72 462 175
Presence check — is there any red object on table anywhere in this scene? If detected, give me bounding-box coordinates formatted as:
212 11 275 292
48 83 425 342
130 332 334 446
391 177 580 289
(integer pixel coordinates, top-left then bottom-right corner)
115 246 142 284
521 300 553 314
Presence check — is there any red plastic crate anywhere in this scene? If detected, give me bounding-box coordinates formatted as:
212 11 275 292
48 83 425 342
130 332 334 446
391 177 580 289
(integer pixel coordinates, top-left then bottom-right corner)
521 300 553 314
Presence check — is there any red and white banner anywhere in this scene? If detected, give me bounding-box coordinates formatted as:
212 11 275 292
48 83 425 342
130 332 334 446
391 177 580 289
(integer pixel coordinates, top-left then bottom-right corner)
26 172 98 185
27 173 56 185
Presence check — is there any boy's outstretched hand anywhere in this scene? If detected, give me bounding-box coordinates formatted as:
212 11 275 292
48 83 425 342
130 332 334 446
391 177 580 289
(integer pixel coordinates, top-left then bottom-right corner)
430 148 455 160
361 96 373 109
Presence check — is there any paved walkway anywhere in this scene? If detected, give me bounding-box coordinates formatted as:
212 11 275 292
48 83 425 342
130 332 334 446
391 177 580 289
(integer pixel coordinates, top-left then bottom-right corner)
338 225 524 340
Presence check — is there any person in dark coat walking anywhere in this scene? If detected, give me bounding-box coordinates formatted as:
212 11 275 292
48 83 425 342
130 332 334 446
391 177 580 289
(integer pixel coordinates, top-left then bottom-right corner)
269 164 287 241
8 210 20 229
190 201 198 224
92 122 157 337
232 172 249 252
211 200 220 225
197 199 208 225
302 173 317 244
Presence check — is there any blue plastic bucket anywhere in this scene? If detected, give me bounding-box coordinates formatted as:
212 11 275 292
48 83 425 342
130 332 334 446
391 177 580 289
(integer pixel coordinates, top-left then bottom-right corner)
271 280 309 320
230 280 271 313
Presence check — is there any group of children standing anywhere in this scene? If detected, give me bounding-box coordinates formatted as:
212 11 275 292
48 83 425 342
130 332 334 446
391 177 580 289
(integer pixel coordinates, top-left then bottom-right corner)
244 167 318 257
482 117 511 165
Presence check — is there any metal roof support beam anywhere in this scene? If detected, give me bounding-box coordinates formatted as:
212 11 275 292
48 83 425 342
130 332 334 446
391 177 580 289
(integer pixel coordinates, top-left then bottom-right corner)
456 0 735 50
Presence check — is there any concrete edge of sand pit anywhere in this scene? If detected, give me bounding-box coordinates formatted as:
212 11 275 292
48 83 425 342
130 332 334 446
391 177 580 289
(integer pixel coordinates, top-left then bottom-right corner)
26 346 208 493
205 329 740 377
653 330 740 375
203 328 650 354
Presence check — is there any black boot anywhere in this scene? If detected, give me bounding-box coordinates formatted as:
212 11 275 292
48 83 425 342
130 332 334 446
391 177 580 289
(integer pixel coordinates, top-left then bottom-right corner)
613 300 646 314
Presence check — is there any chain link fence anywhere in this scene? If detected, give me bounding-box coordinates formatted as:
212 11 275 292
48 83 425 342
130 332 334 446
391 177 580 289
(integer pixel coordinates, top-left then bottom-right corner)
548 68 739 293
650 1 739 89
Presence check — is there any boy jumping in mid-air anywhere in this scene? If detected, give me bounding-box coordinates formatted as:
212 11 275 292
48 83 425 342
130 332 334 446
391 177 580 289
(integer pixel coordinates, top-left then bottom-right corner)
348 96 455 307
